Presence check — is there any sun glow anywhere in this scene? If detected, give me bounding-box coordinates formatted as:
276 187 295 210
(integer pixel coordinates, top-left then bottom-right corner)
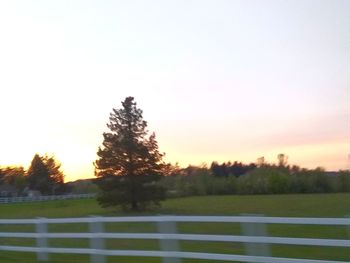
0 1 349 181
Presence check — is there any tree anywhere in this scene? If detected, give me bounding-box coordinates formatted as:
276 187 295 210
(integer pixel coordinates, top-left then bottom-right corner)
44 155 64 185
27 154 65 195
0 166 26 195
277 153 288 167
95 97 166 210
257 156 265 167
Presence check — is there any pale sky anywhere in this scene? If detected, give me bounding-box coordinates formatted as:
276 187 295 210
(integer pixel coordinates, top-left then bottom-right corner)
0 0 349 181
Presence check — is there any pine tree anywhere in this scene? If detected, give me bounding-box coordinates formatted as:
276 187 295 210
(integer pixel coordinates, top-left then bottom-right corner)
27 154 51 195
27 154 65 195
95 97 166 210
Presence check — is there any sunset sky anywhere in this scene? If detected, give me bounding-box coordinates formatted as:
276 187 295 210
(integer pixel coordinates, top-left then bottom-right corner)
0 1 349 181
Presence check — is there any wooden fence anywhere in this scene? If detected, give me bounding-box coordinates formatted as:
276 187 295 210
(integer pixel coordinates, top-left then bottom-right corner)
0 215 349 262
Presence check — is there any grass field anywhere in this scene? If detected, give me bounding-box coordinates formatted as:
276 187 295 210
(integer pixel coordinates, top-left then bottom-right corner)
0 193 350 262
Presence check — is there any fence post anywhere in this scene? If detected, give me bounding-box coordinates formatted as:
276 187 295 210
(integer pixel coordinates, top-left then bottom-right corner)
157 218 181 263
89 216 106 263
36 217 49 262
241 214 270 260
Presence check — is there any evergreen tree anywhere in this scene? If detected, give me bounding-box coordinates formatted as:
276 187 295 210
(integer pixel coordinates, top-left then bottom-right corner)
95 97 166 210
27 154 65 195
44 155 64 185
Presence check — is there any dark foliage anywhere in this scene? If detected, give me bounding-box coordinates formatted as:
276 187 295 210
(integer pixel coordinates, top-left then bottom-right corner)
0 166 26 196
27 154 66 195
161 162 350 197
95 97 166 210
210 161 256 177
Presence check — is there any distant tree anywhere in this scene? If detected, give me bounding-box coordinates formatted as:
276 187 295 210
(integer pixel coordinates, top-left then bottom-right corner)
163 162 182 177
210 162 227 177
0 166 26 195
257 157 265 167
27 154 50 194
211 161 256 177
44 155 64 185
277 153 288 167
27 154 65 195
95 97 166 210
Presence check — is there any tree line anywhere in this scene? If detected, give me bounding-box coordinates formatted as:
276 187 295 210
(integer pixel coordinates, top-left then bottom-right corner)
0 154 67 197
160 162 350 197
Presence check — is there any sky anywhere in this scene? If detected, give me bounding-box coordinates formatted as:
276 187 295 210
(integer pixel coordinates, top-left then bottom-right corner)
0 0 349 181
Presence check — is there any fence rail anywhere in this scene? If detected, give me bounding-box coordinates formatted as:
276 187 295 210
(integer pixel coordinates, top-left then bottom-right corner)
0 215 349 263
0 193 95 204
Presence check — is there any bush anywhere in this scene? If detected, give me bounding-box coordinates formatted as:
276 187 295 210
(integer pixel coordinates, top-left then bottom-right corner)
335 171 350 192
160 171 238 197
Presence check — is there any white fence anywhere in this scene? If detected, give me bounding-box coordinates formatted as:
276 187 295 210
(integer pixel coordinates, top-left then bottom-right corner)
0 193 96 204
0 215 349 262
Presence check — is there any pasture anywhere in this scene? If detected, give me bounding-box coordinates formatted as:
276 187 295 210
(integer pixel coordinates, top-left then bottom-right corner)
0 193 350 262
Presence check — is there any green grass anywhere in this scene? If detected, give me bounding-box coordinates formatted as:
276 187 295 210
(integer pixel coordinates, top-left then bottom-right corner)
0 193 350 262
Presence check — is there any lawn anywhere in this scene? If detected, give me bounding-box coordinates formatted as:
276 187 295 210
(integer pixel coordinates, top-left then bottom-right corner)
0 193 350 262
